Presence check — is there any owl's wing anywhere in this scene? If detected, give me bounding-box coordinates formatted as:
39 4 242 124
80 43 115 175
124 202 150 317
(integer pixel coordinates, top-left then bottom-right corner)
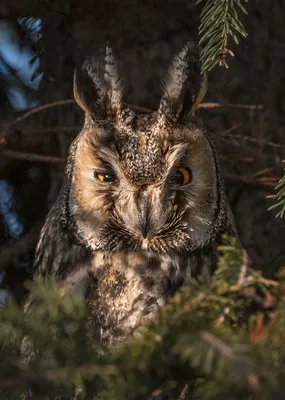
225 203 238 238
34 201 89 280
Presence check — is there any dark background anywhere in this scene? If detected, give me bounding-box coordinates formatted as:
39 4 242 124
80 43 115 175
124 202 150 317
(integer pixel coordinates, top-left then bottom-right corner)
0 0 284 300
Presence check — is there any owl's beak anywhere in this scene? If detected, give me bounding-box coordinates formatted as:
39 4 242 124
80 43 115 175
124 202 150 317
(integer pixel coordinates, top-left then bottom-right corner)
141 219 149 239
137 185 151 239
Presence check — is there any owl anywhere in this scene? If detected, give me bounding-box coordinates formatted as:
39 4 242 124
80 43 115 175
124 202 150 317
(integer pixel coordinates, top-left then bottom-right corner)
34 42 237 347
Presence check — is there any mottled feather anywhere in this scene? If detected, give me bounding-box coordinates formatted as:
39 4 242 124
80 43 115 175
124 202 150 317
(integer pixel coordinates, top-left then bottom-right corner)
34 42 238 349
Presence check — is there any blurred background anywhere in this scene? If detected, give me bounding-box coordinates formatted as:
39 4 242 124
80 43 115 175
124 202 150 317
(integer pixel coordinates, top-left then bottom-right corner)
0 0 284 302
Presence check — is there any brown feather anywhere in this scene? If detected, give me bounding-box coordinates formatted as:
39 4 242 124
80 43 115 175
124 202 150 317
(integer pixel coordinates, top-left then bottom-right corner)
34 43 238 349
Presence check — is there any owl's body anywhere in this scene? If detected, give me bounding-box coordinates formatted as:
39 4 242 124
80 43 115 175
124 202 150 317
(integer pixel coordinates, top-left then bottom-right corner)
34 43 236 347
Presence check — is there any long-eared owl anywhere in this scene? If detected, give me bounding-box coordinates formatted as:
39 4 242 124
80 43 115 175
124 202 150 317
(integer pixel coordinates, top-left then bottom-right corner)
34 42 237 347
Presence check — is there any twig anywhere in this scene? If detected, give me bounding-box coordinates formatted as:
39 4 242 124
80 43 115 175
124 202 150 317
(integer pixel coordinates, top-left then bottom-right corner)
20 127 79 135
223 174 277 190
1 150 65 164
1 148 279 190
0 224 41 271
21 122 283 155
198 102 263 110
246 275 280 287
238 250 249 286
3 99 76 131
254 168 275 177
0 99 76 151
0 147 278 190
0 99 265 152
215 306 231 327
178 384 189 400
220 131 283 150
200 331 235 359
201 331 261 392
126 102 264 113
22 123 283 154
219 123 243 135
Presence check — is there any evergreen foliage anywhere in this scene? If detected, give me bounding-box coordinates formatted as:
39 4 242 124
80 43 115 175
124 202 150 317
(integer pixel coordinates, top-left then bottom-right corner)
1 2 284 400
1 237 285 399
268 163 285 218
197 0 248 72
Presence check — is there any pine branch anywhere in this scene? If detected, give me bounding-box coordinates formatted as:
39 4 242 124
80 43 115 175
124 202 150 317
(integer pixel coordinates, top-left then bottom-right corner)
268 163 285 218
1 239 285 399
197 0 248 72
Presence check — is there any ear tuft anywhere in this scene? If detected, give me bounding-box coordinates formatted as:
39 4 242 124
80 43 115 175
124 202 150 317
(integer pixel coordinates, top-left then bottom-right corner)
158 42 207 123
73 45 123 122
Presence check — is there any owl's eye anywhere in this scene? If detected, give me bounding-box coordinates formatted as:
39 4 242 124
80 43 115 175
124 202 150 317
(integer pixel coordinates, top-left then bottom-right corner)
94 171 118 184
172 167 192 185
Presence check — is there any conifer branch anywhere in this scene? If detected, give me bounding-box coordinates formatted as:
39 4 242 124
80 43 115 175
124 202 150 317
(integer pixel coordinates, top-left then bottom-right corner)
197 0 248 72
268 163 285 218
1 238 285 399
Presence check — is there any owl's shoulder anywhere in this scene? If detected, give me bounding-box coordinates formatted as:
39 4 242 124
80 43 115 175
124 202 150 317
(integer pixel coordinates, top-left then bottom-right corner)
34 199 90 279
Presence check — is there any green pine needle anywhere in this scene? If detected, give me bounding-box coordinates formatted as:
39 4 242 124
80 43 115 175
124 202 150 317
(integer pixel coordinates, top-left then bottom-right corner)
268 167 285 218
197 0 248 72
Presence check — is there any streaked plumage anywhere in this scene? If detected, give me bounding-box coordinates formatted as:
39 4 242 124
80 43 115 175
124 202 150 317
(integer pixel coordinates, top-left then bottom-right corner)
34 42 237 348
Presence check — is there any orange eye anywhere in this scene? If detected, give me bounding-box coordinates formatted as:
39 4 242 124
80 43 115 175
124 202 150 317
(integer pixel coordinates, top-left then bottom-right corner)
172 167 192 185
94 171 118 183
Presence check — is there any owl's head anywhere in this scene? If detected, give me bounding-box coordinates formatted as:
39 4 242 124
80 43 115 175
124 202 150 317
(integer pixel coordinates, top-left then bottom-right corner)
61 43 232 255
